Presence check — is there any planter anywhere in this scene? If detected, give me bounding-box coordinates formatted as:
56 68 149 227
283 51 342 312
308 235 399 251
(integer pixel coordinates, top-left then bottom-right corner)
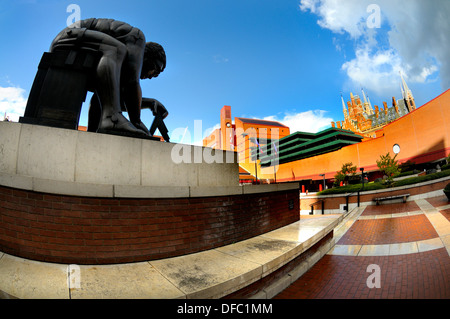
445 183 450 201
444 190 450 201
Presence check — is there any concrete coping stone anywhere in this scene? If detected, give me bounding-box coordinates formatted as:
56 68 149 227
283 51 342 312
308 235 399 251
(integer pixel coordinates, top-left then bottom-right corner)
0 172 299 198
0 122 239 189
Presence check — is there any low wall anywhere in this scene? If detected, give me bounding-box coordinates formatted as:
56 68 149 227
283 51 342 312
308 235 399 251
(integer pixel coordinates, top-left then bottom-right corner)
301 176 450 214
0 184 299 265
0 122 300 265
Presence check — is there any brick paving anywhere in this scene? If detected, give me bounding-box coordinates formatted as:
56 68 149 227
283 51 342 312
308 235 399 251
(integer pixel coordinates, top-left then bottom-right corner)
441 209 450 222
274 199 450 299
361 201 421 216
336 214 438 245
275 249 450 299
425 195 449 208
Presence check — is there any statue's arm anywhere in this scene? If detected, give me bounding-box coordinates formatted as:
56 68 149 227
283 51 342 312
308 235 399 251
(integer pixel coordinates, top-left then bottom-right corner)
121 80 142 124
141 98 168 119
121 41 146 124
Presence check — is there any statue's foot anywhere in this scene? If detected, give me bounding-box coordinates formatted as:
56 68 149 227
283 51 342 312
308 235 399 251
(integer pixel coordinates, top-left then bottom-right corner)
132 120 151 136
98 113 149 137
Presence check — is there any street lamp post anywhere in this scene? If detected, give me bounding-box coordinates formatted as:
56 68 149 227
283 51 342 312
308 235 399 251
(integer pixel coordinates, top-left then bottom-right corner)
360 167 365 190
319 174 325 190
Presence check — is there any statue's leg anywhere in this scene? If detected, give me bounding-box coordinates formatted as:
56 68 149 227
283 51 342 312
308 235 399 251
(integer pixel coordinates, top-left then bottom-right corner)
80 30 146 136
50 28 146 136
87 94 101 132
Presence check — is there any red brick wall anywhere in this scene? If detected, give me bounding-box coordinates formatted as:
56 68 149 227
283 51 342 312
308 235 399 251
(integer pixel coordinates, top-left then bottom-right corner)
0 186 299 265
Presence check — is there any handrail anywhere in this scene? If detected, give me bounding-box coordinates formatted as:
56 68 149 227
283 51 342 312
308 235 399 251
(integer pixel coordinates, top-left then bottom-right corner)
344 191 361 212
309 199 325 215
309 199 324 206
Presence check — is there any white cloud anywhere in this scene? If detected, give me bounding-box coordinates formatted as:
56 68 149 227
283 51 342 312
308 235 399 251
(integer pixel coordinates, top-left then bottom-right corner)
300 0 450 93
263 110 333 133
300 0 370 38
341 45 404 96
0 86 28 122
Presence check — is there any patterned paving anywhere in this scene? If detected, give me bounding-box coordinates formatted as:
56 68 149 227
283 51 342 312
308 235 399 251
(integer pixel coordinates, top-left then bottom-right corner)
425 195 450 209
336 214 438 245
275 249 449 299
439 208 450 222
275 198 450 299
361 201 421 216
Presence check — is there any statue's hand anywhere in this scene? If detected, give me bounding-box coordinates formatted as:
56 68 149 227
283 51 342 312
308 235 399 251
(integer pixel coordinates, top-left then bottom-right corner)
141 98 158 111
141 98 168 119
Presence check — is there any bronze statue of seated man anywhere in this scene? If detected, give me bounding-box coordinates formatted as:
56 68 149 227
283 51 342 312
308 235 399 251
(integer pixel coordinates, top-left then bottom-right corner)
50 18 166 137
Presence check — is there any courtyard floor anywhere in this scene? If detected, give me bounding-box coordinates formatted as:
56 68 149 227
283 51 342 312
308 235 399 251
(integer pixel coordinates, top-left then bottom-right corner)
275 196 450 299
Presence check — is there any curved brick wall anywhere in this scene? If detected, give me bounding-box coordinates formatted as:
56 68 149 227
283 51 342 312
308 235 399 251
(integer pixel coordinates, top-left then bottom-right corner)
0 185 299 265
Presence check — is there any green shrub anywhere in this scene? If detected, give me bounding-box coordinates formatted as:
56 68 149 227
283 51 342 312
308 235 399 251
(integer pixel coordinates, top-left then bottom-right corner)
441 164 450 171
392 169 450 187
317 169 450 195
318 181 386 195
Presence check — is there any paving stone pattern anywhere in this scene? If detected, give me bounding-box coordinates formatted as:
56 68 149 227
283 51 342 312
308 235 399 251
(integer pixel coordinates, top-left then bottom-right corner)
275 197 450 299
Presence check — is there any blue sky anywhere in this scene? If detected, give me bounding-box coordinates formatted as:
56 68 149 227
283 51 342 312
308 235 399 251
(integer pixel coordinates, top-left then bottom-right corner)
1 0 448 144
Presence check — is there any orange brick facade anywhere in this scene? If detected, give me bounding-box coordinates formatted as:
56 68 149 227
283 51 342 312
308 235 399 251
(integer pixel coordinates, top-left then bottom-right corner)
266 89 450 183
204 105 290 182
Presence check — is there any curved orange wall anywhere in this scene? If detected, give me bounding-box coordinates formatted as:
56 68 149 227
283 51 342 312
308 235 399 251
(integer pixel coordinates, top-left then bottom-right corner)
264 89 450 182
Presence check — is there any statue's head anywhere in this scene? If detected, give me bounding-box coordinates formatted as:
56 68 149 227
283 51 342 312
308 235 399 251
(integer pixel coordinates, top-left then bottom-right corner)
141 42 166 79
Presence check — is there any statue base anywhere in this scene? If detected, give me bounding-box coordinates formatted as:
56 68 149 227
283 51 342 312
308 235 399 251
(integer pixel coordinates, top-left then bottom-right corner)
0 122 300 264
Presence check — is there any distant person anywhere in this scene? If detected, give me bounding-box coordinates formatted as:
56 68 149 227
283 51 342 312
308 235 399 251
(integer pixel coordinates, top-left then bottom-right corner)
50 18 166 136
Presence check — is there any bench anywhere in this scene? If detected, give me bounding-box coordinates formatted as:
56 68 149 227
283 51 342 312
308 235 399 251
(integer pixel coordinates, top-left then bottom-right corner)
372 194 410 205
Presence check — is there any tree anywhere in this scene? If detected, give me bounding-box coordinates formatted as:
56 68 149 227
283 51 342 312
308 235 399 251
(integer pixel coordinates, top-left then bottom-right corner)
376 153 400 186
334 162 357 186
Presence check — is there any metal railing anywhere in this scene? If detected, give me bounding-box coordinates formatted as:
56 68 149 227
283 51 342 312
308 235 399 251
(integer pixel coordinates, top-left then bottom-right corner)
308 189 363 215
344 191 361 213
309 199 325 215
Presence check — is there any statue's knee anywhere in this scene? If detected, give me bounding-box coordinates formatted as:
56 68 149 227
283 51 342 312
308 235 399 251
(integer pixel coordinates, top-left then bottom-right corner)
116 44 127 62
98 42 127 64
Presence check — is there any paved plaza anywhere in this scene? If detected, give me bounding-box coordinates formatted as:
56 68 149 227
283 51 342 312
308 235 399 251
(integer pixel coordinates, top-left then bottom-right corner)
275 196 450 299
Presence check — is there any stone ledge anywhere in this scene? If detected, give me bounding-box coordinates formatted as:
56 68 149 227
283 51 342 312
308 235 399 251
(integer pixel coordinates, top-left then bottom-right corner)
0 214 341 299
0 121 239 189
0 172 299 198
